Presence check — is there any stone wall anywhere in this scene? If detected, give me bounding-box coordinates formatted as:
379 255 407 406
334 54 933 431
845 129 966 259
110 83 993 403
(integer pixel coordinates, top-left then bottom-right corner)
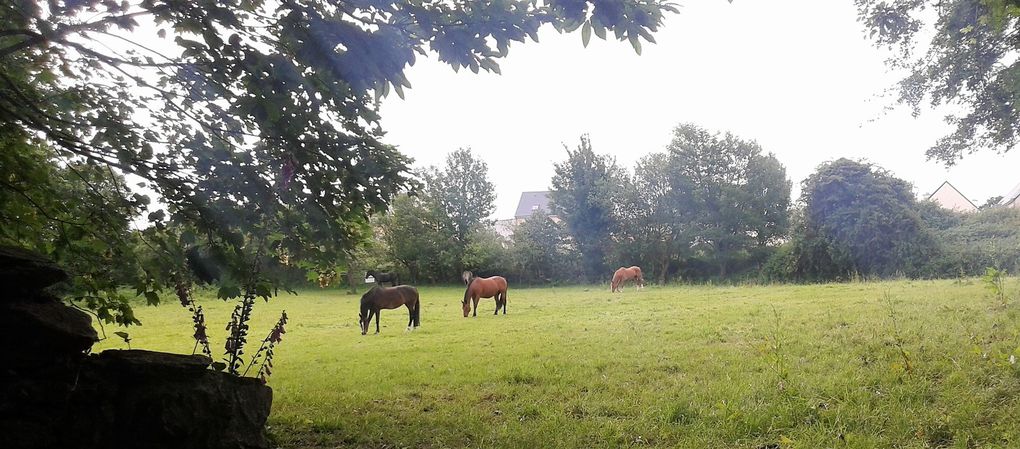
0 247 272 449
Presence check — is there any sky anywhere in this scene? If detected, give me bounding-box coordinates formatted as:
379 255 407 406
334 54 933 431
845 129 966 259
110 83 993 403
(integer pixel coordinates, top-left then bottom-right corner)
377 0 1020 219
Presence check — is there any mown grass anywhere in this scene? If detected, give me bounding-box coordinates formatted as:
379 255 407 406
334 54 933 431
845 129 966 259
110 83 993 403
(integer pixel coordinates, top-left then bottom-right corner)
93 279 1020 448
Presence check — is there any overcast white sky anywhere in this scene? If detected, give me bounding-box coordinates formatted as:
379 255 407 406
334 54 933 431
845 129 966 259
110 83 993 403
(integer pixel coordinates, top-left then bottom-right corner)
378 0 1020 219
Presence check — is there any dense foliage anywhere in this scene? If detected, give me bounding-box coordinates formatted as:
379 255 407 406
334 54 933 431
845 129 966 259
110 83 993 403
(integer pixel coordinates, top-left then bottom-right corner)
934 207 1020 275
1 0 678 322
0 139 147 324
786 159 939 280
664 124 790 278
511 211 579 284
548 135 622 282
375 149 498 283
545 125 791 283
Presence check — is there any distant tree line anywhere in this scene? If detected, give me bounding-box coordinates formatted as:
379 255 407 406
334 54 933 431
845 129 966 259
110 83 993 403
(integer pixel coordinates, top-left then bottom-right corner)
359 124 1020 286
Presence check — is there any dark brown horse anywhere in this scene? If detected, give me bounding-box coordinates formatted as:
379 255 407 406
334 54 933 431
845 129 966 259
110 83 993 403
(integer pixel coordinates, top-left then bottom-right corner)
359 285 420 335
611 266 644 292
366 270 399 287
461 271 508 317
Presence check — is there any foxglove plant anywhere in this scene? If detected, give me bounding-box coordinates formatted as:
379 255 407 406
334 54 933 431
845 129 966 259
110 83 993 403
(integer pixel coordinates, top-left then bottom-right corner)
176 278 211 358
245 311 288 382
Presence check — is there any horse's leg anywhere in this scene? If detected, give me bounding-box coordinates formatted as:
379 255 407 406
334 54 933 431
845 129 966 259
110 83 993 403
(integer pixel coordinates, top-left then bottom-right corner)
503 290 507 315
406 303 414 331
374 308 381 334
472 296 479 317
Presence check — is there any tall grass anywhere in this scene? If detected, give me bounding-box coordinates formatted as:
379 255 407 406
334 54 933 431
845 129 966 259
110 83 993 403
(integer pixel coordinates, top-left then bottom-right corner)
95 279 1020 448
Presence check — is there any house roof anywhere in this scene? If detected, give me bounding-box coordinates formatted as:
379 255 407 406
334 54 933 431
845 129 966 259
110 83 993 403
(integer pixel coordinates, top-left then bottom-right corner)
927 181 978 212
514 191 551 219
1000 181 1020 207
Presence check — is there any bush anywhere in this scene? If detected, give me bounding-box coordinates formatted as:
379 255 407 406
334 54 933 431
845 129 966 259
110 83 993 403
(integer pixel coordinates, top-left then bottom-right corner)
933 207 1020 276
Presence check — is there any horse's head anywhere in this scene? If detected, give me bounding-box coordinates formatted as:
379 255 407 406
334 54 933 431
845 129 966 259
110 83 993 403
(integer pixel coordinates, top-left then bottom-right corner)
461 270 473 285
365 270 375 279
358 311 368 335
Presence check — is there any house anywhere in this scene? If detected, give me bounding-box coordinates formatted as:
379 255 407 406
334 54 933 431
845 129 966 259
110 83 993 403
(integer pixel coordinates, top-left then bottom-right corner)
1000 181 1020 209
927 181 978 213
514 191 553 220
491 191 558 239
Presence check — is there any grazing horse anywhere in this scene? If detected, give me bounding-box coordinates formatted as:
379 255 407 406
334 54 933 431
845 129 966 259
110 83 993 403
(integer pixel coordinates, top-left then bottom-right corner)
461 271 509 317
365 270 399 287
359 285 420 335
611 266 644 292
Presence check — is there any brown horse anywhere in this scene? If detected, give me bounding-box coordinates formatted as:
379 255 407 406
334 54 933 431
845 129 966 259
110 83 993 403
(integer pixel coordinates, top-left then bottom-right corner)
461 271 508 317
611 266 644 292
359 285 420 335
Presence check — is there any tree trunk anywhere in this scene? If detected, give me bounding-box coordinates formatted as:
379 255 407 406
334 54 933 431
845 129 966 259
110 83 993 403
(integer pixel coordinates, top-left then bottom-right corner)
346 269 358 294
659 254 669 285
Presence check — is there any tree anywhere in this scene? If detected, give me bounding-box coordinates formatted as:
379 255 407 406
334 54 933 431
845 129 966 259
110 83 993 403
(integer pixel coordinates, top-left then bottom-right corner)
935 206 1020 275
612 152 689 283
916 200 965 231
376 194 442 283
858 0 1020 163
0 139 147 325
549 135 624 282
981 196 1005 210
463 227 513 279
794 158 939 279
1 0 678 320
426 148 497 272
512 210 579 283
377 148 498 284
665 124 791 278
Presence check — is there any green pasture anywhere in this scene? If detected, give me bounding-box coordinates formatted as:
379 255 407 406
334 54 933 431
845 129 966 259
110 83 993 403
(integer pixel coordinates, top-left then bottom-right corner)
93 280 1020 448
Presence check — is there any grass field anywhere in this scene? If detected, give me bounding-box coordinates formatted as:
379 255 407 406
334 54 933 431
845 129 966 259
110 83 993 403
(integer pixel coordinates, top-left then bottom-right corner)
92 279 1020 448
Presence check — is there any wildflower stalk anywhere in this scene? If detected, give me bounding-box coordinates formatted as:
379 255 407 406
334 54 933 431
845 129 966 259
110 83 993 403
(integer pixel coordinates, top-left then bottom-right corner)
244 311 288 381
224 237 268 376
175 276 211 358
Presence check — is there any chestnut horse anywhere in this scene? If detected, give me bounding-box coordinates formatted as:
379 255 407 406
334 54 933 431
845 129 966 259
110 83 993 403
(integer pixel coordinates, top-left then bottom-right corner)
611 266 644 292
461 271 508 317
359 285 420 335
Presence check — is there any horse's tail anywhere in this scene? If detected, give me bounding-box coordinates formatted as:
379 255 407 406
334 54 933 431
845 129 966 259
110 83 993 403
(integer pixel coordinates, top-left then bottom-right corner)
503 283 508 313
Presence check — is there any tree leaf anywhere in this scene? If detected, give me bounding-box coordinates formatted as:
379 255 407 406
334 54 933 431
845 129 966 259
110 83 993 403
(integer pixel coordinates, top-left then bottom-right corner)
628 33 642 55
